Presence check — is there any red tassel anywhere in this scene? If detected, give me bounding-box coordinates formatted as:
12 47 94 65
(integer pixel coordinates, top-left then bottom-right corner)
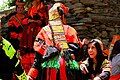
46 68 50 80
50 68 57 80
60 57 67 80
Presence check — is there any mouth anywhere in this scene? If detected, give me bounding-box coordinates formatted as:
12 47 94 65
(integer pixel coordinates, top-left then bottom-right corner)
89 53 94 57
89 54 93 56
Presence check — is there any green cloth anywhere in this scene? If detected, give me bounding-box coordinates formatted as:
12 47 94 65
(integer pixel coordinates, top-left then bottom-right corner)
69 60 79 70
41 56 79 70
2 38 16 59
42 56 60 69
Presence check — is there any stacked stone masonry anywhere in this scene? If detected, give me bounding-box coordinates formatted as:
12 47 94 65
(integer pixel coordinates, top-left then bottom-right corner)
65 0 120 47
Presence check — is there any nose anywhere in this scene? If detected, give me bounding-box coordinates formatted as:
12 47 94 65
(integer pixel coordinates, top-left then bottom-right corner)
88 48 93 52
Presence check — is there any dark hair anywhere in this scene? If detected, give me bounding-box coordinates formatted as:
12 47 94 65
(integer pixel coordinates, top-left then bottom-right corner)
109 40 120 61
19 0 25 2
87 40 106 75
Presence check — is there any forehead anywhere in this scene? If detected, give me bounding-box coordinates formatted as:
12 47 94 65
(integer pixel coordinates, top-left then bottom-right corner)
88 42 96 47
17 6 24 8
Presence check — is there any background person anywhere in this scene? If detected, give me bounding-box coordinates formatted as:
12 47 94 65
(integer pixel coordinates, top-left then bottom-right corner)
7 0 26 51
0 33 26 80
80 39 111 80
19 0 48 74
109 40 120 80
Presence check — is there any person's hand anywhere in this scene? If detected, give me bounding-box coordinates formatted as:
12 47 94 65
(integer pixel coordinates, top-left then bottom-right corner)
93 76 101 80
28 19 34 23
10 32 18 39
33 40 45 52
80 63 88 74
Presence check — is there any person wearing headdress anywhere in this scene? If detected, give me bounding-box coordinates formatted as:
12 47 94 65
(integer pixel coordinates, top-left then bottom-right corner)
7 0 26 51
0 33 26 80
27 0 82 80
20 0 48 74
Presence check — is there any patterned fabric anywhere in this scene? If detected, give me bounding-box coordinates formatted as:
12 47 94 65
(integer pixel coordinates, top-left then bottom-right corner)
17 72 27 80
42 56 60 69
49 3 69 21
2 37 16 59
29 2 81 80
101 59 111 72
69 60 79 70
41 53 79 69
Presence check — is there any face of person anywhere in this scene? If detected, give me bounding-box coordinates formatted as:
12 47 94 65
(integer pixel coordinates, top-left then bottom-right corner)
33 0 40 3
88 43 97 59
17 6 24 13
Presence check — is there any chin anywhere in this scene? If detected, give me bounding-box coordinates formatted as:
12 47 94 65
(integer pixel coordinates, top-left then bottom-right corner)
90 56 94 59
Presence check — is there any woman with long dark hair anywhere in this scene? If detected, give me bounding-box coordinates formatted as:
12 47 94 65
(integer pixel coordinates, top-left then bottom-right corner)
109 40 120 80
80 39 111 80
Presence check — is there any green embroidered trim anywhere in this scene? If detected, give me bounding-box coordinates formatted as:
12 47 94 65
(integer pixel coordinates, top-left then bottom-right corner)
69 60 79 70
42 56 60 69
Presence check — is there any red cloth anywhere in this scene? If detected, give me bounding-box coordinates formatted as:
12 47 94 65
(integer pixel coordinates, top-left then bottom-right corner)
60 57 67 80
28 2 48 21
35 25 80 55
109 74 120 80
28 68 39 79
50 69 57 80
8 14 25 39
20 2 48 49
20 21 41 49
20 53 35 74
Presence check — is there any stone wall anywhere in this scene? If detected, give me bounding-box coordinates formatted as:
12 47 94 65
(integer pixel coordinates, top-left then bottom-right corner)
65 0 120 47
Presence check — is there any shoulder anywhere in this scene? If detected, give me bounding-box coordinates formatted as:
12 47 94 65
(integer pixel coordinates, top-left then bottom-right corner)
63 25 75 29
112 53 120 63
63 25 77 33
8 15 17 21
102 59 111 68
102 59 110 64
37 25 50 35
114 53 120 58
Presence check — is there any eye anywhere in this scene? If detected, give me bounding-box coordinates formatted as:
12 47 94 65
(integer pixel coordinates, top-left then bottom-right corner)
88 47 90 49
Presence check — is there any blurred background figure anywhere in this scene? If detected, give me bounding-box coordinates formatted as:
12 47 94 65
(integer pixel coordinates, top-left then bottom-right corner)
0 33 26 80
7 0 26 51
109 40 120 80
79 37 90 61
20 0 48 74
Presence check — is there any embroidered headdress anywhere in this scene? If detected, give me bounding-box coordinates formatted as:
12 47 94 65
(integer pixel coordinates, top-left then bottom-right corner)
48 2 69 21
